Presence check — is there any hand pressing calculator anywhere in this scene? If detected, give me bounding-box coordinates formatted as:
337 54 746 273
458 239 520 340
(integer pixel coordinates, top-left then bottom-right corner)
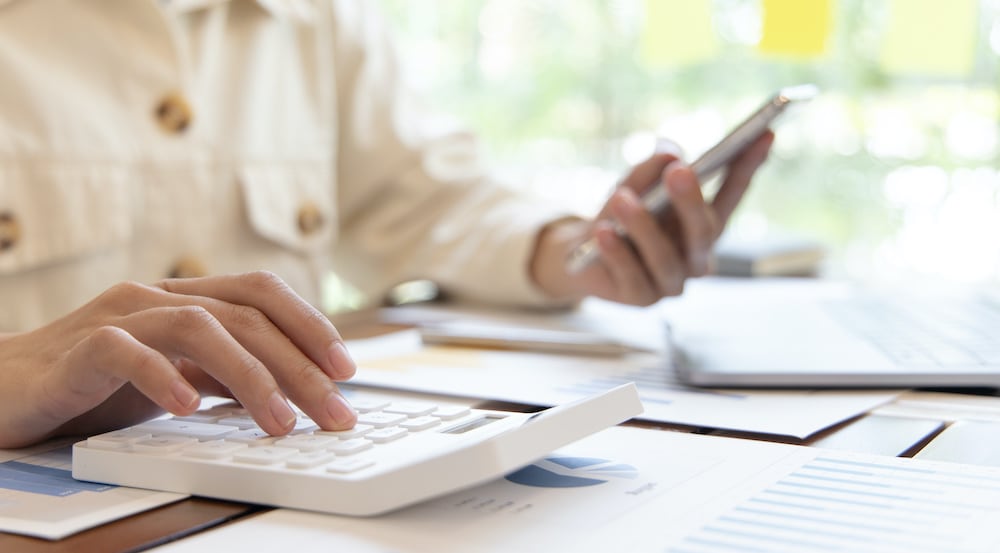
73 384 642 516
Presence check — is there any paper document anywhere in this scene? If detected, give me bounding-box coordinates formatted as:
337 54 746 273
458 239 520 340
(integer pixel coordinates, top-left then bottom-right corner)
152 426 1000 553
806 414 944 456
914 421 1000 467
347 329 897 439
0 438 186 539
874 390 1000 423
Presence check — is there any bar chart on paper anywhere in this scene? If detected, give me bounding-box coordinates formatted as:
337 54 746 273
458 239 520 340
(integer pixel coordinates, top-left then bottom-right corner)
664 455 1000 553
147 427 1000 553
504 457 639 488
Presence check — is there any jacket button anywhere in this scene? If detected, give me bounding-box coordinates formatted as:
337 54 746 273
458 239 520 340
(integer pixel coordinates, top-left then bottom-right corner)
0 211 20 251
155 92 193 134
168 256 208 279
297 202 324 235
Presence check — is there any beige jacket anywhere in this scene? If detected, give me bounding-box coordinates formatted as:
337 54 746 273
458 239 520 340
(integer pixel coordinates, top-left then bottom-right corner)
0 0 566 332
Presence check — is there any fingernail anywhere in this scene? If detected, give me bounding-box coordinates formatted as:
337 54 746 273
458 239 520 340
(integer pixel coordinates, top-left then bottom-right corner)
596 225 619 251
326 393 357 427
611 191 637 219
170 380 200 410
667 166 696 192
268 392 297 430
327 342 357 378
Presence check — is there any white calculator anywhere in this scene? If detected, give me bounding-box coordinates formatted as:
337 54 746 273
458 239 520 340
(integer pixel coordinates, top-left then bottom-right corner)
72 384 642 516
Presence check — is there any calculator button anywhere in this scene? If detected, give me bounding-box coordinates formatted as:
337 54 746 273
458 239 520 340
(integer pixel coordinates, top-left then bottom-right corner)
136 419 239 440
356 412 408 428
326 458 374 474
286 451 337 469
288 418 319 434
182 440 247 459
86 429 153 450
431 406 471 420
399 416 440 431
349 398 391 413
329 438 372 456
383 402 437 417
315 424 374 439
216 416 260 430
132 436 198 454
226 429 278 446
233 446 298 465
172 412 228 424
366 427 408 443
274 435 338 451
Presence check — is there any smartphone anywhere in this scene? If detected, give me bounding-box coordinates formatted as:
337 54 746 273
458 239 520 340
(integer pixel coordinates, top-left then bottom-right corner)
565 84 819 274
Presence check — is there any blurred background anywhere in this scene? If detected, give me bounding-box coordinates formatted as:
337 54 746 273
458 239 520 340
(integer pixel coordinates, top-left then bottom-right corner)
334 0 1000 311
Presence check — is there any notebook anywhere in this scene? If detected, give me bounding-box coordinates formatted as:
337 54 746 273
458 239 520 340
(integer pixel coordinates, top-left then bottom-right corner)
666 278 1000 388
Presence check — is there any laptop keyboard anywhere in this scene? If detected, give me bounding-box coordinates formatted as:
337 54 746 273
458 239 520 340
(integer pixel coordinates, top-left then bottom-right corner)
825 294 1000 368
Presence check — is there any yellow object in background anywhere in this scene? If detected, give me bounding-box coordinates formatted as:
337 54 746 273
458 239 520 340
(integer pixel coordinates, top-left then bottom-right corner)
880 0 978 77
758 0 833 57
642 0 718 67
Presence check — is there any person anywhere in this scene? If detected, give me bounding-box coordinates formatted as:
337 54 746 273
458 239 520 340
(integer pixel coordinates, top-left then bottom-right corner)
0 0 772 448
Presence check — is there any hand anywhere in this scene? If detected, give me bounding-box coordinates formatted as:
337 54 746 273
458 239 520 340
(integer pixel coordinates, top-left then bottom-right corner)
0 271 358 448
530 132 774 306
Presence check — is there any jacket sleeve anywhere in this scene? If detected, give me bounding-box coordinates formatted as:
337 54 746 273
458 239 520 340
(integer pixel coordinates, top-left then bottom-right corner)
326 1 575 308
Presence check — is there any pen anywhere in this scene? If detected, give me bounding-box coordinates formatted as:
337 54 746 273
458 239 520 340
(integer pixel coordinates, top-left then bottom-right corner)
417 322 640 357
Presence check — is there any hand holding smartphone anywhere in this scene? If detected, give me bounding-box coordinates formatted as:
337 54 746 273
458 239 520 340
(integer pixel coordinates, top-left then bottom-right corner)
565 84 818 274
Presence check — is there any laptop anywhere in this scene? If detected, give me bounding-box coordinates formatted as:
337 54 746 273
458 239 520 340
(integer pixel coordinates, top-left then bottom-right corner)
665 278 1000 388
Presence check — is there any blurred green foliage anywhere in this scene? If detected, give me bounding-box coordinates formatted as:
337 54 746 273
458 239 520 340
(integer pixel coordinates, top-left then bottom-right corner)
376 0 1000 285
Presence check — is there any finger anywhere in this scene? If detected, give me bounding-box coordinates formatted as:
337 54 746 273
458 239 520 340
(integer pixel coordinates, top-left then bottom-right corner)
157 272 355 381
593 219 659 306
713 131 774 222
118 306 298 436
661 163 717 277
615 152 679 196
609 188 686 296
192 299 357 430
173 358 232 398
141 276 356 431
58 326 199 419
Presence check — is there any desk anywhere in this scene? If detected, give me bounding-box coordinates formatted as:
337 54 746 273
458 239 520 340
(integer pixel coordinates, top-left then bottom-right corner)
2 308 997 552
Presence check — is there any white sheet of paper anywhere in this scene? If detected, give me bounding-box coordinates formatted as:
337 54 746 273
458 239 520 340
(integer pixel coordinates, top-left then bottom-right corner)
914 420 1000 466
347 328 897 439
0 439 187 540
874 390 1000 422
151 425 1000 553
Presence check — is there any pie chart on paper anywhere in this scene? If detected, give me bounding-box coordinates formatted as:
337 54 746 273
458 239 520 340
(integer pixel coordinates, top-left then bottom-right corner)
504 456 639 488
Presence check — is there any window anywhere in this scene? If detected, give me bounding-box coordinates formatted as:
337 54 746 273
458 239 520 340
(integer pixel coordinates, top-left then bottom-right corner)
380 0 1000 286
